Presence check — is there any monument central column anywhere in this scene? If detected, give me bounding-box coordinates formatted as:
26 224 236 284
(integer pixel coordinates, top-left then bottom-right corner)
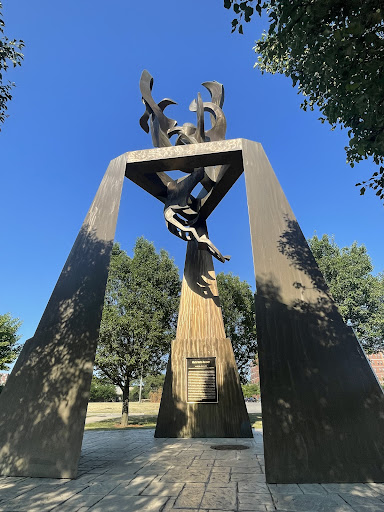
155 238 252 438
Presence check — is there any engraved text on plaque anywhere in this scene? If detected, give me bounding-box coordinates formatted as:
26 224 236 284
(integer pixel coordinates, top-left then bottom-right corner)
186 357 218 403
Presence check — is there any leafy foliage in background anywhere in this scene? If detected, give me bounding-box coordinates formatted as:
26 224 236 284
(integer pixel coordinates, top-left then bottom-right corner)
89 376 117 402
308 234 384 353
0 1 24 127
241 382 260 398
96 239 181 425
216 272 257 383
0 312 21 370
224 0 384 202
129 373 165 402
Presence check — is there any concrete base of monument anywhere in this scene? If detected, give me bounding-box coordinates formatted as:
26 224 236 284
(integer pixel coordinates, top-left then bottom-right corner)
155 337 253 438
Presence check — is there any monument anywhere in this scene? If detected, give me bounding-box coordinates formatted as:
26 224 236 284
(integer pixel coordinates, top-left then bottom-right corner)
0 71 384 483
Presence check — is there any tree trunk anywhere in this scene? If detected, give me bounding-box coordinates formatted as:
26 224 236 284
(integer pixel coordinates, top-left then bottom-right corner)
121 383 130 426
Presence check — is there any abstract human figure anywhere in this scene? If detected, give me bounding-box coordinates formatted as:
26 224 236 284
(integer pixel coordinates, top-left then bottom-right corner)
139 70 230 263
163 167 230 263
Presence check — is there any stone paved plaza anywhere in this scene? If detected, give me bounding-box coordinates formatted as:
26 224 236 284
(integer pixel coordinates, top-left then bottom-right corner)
1 429 384 511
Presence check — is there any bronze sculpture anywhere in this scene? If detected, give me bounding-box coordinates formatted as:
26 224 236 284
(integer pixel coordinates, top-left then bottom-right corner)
1 69 384 484
139 70 230 263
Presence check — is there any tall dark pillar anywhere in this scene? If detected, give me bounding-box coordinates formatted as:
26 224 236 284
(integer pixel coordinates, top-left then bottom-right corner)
243 139 384 483
0 156 126 478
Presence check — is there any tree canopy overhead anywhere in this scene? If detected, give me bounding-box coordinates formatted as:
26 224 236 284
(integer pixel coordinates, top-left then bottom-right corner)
308 234 384 353
0 1 24 128
224 0 384 202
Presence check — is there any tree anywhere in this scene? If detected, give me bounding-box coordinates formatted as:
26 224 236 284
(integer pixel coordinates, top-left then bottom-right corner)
216 272 257 383
89 376 117 402
224 0 384 201
308 234 384 352
96 238 181 426
241 382 260 398
0 312 22 370
129 373 165 402
0 1 24 127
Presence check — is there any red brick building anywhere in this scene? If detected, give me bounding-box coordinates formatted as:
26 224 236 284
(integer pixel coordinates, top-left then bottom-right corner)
250 353 384 385
0 373 9 386
367 352 384 383
250 360 260 384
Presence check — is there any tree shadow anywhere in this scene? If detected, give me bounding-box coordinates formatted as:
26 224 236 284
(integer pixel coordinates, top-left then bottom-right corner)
0 225 114 478
256 272 384 483
277 215 330 295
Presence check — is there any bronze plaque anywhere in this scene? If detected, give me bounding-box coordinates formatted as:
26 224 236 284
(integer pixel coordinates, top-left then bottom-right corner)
186 357 217 403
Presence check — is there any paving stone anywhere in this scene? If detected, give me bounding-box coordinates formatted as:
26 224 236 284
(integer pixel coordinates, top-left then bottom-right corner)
298 484 328 495
200 487 237 510
51 493 104 511
73 474 101 484
161 497 177 510
206 483 237 492
0 488 79 512
338 493 384 508
80 481 121 494
238 482 269 493
272 493 355 511
87 475 133 485
209 473 230 485
230 473 266 483
141 482 184 496
268 484 303 495
161 469 211 483
321 484 380 497
231 466 263 474
108 475 156 495
238 492 274 510
368 484 384 495
89 494 168 511
189 461 214 468
236 508 271 512
173 483 205 509
339 505 384 512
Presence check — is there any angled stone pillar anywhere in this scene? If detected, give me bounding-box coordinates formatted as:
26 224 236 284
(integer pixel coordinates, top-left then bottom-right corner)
243 139 384 483
0 155 127 478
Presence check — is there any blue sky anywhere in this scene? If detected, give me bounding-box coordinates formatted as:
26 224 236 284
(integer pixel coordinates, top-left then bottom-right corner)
1 0 383 349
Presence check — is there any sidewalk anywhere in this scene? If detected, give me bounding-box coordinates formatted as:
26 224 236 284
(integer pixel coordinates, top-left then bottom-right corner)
0 429 383 511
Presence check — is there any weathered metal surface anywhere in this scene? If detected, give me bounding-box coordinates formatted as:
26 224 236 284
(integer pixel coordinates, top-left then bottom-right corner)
0 156 127 478
242 139 384 483
155 239 252 438
138 71 230 262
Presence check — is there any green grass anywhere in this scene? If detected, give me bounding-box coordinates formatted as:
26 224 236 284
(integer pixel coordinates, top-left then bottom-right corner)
85 414 158 431
85 402 263 431
248 412 263 429
86 402 160 416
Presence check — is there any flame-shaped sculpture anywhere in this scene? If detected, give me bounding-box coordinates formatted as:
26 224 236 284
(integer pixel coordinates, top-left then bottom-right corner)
139 70 230 263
